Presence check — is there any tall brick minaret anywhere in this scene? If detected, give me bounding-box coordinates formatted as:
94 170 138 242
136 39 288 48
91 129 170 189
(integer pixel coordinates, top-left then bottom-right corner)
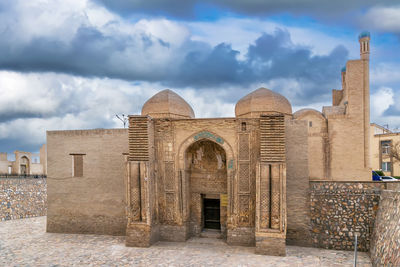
359 31 371 169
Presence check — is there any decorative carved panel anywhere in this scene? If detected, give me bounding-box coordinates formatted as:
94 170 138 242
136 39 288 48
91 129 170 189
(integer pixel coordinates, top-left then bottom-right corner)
163 142 174 161
260 115 285 162
165 193 175 222
259 164 270 229
129 116 149 161
238 133 250 161
128 162 141 222
270 164 281 229
238 163 250 193
130 186 141 221
164 162 175 191
239 194 250 225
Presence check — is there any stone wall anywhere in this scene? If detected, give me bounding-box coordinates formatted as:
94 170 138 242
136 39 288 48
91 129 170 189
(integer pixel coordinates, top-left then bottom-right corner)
0 178 46 221
310 182 385 251
47 129 128 236
370 190 400 266
286 119 312 246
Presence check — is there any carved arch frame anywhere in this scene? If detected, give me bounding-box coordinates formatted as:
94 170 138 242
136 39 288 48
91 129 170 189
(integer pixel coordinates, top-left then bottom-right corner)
176 130 236 228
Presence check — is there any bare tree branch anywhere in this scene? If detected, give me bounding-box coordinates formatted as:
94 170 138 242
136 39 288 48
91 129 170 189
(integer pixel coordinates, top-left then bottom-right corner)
389 141 400 162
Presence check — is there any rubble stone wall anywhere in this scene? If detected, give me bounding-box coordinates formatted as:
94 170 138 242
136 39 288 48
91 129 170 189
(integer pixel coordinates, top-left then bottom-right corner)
370 190 400 267
0 178 46 221
310 182 385 251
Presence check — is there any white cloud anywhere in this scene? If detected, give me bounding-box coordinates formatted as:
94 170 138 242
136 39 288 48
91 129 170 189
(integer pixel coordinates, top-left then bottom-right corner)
371 63 400 85
0 0 192 77
177 88 236 118
0 71 243 150
361 5 400 32
3 0 89 44
371 86 394 118
0 71 162 149
1 0 400 153
134 19 190 46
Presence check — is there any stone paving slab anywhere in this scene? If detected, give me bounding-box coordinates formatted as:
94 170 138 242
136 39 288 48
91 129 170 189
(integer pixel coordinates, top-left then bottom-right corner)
0 217 372 266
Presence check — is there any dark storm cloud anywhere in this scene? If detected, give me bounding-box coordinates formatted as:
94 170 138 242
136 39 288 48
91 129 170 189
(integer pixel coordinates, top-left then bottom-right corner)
0 111 52 123
166 29 348 104
172 43 247 87
245 30 348 101
96 0 399 18
0 26 167 81
0 24 348 106
95 0 197 17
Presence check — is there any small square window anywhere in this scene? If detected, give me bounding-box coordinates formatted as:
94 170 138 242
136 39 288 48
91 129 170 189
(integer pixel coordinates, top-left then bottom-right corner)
241 122 247 131
309 121 312 127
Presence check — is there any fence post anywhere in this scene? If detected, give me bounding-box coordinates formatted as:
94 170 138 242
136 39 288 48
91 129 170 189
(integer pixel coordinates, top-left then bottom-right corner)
354 233 358 267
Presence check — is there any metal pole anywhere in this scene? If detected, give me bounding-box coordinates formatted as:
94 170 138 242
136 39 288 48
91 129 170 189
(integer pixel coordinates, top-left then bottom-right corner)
354 234 358 267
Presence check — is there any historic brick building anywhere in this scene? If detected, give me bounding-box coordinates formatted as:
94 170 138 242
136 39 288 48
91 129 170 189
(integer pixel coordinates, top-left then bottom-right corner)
0 145 47 176
46 34 372 256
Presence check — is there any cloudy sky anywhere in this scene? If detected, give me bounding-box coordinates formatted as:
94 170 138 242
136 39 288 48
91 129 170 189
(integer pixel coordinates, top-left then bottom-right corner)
0 0 400 154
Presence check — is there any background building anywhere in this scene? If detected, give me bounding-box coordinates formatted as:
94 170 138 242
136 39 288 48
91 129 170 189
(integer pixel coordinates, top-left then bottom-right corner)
294 32 371 181
370 123 400 177
0 145 47 176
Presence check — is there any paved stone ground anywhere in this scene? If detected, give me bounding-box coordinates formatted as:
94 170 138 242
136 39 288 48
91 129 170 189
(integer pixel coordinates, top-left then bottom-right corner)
0 217 372 267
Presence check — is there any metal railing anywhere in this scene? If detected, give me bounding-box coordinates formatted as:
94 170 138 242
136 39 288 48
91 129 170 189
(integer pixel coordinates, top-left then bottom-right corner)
0 174 47 179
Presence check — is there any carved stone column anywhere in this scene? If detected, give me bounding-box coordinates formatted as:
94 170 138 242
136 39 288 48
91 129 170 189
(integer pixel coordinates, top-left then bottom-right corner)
255 115 287 256
125 116 159 247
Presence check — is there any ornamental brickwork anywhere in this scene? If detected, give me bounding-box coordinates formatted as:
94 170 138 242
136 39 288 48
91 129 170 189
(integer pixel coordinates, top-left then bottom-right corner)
124 112 287 255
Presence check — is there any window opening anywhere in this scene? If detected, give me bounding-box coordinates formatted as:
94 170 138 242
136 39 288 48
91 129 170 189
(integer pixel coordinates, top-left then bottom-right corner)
241 122 247 131
71 154 84 177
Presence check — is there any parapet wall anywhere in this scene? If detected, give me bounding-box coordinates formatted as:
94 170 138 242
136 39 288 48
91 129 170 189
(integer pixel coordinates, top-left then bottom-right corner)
0 178 46 221
370 190 400 266
310 181 385 251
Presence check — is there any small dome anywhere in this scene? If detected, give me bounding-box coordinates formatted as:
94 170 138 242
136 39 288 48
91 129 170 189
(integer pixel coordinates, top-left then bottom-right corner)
142 89 195 119
235 88 292 118
358 31 370 40
293 108 325 120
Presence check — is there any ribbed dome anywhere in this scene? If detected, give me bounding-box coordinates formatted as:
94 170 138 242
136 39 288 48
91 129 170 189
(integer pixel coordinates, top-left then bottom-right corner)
141 89 195 119
235 88 292 118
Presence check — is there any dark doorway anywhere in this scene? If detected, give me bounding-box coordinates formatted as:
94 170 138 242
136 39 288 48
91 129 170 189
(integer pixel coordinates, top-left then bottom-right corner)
20 165 27 175
203 198 220 230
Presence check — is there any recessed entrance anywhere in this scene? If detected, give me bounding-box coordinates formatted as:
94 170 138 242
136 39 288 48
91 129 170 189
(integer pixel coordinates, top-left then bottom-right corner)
203 198 220 230
20 156 29 175
185 139 227 237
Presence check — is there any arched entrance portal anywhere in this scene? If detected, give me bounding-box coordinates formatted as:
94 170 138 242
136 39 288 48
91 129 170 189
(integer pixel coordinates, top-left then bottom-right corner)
185 140 227 237
20 156 29 175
